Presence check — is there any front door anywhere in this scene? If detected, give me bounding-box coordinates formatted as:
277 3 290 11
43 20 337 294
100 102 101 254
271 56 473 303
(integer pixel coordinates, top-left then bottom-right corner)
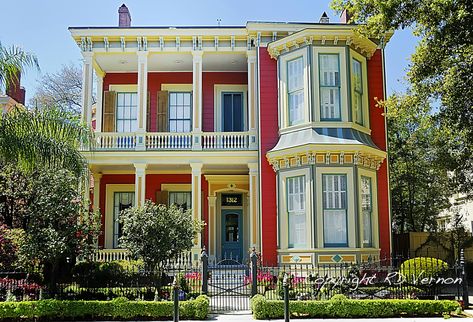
222 92 244 132
221 209 243 261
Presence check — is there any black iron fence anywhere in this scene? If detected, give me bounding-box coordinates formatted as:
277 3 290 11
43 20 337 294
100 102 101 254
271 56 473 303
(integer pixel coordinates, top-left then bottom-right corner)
0 250 469 311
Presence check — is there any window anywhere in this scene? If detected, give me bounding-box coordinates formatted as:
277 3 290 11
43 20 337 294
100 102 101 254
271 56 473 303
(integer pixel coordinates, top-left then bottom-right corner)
169 92 192 132
319 54 341 120
353 59 364 125
323 174 348 246
113 192 134 248
287 176 306 248
116 92 137 132
287 57 304 126
169 191 192 210
361 176 372 247
222 92 244 132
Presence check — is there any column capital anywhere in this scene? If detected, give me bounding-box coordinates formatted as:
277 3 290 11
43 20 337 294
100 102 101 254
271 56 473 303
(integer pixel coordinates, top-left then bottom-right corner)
191 50 204 60
248 162 258 173
134 163 148 171
82 51 94 60
246 50 257 61
190 162 203 173
137 50 149 59
92 172 103 181
208 196 217 204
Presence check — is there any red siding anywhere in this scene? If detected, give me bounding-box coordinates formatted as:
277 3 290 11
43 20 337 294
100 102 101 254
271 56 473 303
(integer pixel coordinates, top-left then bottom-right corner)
259 47 279 265
98 174 135 248
103 72 247 132
367 49 391 256
202 72 247 131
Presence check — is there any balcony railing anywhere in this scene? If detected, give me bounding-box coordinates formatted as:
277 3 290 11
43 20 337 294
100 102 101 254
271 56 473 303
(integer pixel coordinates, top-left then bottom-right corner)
92 131 256 151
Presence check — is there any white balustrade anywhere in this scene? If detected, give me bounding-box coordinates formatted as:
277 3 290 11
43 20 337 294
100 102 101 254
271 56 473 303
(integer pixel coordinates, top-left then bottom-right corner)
146 132 193 150
89 249 130 262
95 133 136 149
201 132 249 150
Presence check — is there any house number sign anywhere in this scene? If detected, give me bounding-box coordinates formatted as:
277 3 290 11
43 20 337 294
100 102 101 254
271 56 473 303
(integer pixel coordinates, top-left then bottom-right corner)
222 194 243 206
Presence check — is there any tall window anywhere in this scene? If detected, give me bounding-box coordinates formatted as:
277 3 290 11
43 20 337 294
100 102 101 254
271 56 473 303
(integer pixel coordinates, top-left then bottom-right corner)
113 192 134 248
116 92 137 132
361 176 372 247
353 59 364 125
287 57 304 126
169 92 192 132
323 174 348 246
319 54 341 120
169 191 192 211
222 92 244 132
287 176 306 248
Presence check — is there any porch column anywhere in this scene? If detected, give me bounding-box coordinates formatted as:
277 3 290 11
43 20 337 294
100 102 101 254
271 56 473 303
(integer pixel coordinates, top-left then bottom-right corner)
192 51 203 150
95 75 104 132
92 173 102 213
248 163 260 249
247 51 258 149
134 163 147 207
136 51 149 150
191 162 203 259
81 52 94 126
208 195 217 258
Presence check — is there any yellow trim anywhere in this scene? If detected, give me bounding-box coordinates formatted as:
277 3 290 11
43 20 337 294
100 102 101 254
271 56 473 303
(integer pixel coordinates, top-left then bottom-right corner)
251 175 257 244
357 167 379 249
161 84 193 91
312 46 348 122
161 184 191 192
105 184 134 249
350 49 370 129
109 84 138 92
137 177 142 206
315 167 355 248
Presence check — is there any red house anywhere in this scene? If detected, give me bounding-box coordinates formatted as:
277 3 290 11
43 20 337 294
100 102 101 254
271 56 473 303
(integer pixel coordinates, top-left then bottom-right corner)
70 5 392 265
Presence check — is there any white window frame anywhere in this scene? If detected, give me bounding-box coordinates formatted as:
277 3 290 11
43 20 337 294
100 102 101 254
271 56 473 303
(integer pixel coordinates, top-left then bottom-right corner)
109 85 138 133
358 168 379 249
315 167 355 248
279 48 311 130
318 53 342 121
312 47 348 123
322 174 348 247
105 184 135 249
286 175 306 248
161 84 193 133
214 85 248 132
350 49 370 129
279 168 312 250
168 92 192 133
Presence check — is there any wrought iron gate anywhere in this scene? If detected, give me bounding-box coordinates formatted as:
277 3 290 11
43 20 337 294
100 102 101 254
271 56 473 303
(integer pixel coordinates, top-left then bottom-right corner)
201 250 258 312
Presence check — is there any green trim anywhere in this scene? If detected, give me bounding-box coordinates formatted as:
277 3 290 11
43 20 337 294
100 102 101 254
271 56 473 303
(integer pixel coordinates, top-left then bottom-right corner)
352 58 364 126
345 46 353 122
318 53 342 122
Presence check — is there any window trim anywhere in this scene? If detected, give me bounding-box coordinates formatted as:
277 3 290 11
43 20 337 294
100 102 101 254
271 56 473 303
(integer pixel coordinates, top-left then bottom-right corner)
287 56 305 126
286 175 307 248
168 191 192 210
278 48 311 130
350 49 370 129
221 91 245 132
278 168 312 250
105 184 135 249
357 168 379 249
168 91 193 133
322 174 348 247
214 85 248 132
360 175 372 247
318 53 342 122
115 92 138 133
112 191 135 248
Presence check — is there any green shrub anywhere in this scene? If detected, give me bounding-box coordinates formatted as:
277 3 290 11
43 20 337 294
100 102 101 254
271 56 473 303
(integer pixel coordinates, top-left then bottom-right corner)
250 295 461 319
400 257 448 283
0 295 209 320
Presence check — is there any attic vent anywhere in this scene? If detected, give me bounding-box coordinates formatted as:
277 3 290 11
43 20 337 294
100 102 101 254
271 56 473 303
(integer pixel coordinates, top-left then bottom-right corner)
319 12 330 23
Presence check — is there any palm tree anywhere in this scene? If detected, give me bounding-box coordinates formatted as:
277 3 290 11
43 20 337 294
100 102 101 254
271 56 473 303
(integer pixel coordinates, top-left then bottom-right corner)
0 42 91 177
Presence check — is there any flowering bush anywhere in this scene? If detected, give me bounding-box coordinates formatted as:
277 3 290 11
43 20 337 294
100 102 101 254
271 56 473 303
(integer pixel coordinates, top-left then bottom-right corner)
245 270 277 288
0 278 42 301
184 272 202 292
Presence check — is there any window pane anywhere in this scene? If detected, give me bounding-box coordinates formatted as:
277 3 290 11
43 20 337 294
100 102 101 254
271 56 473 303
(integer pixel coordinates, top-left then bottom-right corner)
169 192 192 210
323 174 348 246
233 94 243 132
287 176 306 248
113 192 135 248
116 93 138 133
287 57 304 126
361 176 372 247
169 92 192 133
324 209 347 245
319 54 341 120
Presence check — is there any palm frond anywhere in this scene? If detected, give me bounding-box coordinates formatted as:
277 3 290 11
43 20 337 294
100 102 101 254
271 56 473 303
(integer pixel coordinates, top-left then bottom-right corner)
0 42 40 91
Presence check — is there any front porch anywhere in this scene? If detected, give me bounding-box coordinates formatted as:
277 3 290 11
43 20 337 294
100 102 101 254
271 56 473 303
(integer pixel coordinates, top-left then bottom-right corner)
90 162 260 263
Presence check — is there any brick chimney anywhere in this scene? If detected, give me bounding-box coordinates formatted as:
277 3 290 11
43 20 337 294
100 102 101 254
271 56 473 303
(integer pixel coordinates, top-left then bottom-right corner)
118 4 131 28
340 9 352 24
6 72 26 105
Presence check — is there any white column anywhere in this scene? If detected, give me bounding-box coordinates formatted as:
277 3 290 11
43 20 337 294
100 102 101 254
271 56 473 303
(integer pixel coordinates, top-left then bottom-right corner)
247 51 258 149
248 163 260 249
192 51 203 150
92 173 102 213
134 163 147 207
208 195 217 258
95 76 104 132
191 162 203 258
81 52 94 126
136 51 149 150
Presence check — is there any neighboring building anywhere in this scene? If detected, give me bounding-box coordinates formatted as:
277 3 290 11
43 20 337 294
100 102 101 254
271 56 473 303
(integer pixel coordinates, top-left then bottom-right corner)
0 73 26 113
437 193 473 232
70 4 392 265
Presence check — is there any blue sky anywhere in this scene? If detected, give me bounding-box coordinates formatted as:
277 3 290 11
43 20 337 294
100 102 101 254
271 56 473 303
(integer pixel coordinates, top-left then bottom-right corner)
1 0 416 103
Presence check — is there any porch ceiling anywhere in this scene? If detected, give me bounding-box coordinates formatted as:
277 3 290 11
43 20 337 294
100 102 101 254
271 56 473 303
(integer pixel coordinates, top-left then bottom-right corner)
90 163 251 175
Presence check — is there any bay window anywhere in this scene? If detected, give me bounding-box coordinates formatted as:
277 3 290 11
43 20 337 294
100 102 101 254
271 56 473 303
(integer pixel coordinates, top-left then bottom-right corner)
352 58 364 125
319 54 341 121
287 57 305 126
287 175 306 248
323 174 348 247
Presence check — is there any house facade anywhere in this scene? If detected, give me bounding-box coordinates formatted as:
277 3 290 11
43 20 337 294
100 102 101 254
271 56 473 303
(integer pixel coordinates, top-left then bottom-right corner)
71 5 392 265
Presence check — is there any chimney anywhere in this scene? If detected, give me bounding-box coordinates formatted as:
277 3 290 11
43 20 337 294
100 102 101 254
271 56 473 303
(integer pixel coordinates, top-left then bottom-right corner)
118 4 131 28
340 9 352 24
6 72 26 105
319 12 330 24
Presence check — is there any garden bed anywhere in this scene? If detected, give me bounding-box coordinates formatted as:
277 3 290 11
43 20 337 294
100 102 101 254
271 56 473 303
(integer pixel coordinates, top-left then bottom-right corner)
0 295 209 321
251 294 461 319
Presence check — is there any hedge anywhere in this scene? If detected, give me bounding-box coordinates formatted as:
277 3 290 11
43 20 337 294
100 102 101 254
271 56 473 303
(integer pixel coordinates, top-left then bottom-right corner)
0 295 209 320
251 294 461 319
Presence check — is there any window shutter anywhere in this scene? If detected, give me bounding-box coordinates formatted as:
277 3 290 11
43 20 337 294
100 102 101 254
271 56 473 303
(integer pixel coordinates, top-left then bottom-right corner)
157 91 168 132
103 91 116 132
156 190 169 206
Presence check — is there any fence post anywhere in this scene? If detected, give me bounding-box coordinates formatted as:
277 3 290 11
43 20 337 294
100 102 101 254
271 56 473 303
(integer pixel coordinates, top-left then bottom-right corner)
173 276 179 322
250 247 258 297
461 249 469 308
201 247 209 295
283 273 290 322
